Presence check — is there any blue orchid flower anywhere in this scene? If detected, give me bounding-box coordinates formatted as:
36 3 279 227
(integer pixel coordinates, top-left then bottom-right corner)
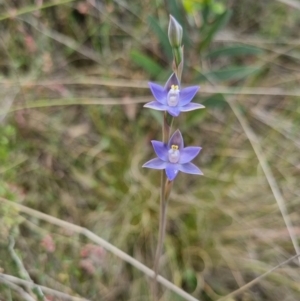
144 73 204 117
143 129 203 181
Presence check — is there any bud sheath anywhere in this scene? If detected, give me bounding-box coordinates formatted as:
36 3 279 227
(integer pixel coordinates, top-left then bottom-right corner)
168 15 183 48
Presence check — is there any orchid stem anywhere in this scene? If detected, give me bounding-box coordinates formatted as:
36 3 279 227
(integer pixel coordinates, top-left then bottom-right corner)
152 112 174 300
152 176 173 299
152 47 181 299
152 175 168 293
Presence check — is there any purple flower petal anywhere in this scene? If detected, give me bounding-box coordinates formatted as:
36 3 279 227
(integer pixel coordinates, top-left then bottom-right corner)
178 162 203 175
151 141 168 161
165 164 179 181
143 158 167 170
179 86 199 106
167 107 180 117
144 101 167 111
148 82 167 104
179 102 205 112
168 130 184 150
164 73 180 91
179 147 202 164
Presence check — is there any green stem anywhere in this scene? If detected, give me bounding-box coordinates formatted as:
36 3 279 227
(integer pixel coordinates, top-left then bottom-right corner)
172 47 181 71
152 177 173 299
153 173 168 276
152 112 174 299
172 46 183 81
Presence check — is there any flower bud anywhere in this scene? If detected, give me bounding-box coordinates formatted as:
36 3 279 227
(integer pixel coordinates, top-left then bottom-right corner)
168 15 182 48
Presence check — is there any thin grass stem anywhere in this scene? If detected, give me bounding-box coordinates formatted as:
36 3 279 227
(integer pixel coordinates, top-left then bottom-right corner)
217 253 300 301
8 236 47 301
0 197 201 301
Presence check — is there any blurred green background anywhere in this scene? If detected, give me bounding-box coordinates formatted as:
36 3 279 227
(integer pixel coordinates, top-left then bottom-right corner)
1 0 300 300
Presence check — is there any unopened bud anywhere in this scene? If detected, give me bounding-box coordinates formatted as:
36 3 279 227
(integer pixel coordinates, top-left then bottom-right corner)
168 15 182 48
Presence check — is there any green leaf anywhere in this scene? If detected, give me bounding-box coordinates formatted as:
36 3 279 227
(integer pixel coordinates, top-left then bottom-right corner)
130 50 163 78
182 108 207 128
197 66 261 82
168 0 184 28
202 2 211 25
206 45 264 59
182 269 198 292
148 16 172 58
202 94 228 109
148 109 163 126
183 94 228 129
212 2 226 14
200 9 232 50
